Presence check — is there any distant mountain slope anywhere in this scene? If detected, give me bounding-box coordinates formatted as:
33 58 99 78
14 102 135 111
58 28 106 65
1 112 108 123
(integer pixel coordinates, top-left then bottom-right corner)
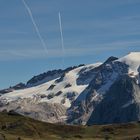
0 52 140 125
0 112 140 140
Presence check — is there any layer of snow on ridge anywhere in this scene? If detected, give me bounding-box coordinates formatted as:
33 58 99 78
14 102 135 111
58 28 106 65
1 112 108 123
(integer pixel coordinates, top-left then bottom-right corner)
0 79 55 102
118 52 140 75
0 62 102 108
40 62 102 107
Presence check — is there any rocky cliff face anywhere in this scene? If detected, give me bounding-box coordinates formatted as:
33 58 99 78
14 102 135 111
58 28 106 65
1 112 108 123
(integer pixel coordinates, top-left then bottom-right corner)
0 98 67 123
67 58 129 124
87 75 140 125
0 52 140 125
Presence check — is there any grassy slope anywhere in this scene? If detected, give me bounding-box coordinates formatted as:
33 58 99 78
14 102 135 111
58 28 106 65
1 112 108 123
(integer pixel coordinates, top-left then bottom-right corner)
0 112 140 140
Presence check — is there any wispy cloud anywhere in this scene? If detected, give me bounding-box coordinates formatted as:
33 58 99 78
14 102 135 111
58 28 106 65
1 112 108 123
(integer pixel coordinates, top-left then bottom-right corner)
0 39 139 61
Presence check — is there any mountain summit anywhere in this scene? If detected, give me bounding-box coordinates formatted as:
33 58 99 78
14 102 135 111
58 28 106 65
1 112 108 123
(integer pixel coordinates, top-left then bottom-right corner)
0 52 140 125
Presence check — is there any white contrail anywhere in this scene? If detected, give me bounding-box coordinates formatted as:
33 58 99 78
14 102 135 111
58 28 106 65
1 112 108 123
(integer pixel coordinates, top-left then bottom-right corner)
22 0 48 54
58 12 65 55
58 12 65 68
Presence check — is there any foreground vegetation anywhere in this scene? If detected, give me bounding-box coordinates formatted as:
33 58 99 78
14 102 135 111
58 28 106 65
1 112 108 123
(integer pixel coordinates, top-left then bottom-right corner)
0 112 140 140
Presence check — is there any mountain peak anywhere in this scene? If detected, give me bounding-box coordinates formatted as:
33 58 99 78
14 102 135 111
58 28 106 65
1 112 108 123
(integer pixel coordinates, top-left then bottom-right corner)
104 56 118 64
118 52 140 74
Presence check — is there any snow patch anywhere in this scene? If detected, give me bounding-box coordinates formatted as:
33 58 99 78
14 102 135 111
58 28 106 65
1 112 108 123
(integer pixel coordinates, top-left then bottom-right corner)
118 52 140 75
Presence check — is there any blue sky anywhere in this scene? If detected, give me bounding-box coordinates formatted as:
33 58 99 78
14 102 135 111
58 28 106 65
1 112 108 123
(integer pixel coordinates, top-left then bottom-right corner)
0 0 140 89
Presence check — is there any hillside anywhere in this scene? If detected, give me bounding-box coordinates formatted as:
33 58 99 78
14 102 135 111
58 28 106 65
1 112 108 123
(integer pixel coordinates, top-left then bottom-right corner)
0 112 140 140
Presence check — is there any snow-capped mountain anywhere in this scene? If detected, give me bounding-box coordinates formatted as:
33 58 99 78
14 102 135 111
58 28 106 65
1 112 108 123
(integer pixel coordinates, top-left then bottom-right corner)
0 52 140 125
